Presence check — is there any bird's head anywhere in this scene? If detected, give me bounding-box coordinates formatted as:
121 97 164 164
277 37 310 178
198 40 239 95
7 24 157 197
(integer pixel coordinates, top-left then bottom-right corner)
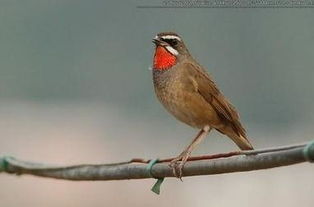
152 32 189 70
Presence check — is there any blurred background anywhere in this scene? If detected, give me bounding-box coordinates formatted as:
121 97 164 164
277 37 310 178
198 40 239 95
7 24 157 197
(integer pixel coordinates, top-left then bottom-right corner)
0 0 314 206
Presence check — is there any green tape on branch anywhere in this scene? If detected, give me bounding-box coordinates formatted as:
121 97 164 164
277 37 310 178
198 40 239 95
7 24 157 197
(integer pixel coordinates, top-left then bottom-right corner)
146 159 159 176
0 156 9 172
151 178 165 195
303 140 314 162
146 159 165 195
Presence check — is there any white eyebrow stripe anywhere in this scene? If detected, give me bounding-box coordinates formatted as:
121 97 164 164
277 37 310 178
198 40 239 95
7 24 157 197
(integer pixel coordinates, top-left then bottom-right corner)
165 45 179 56
161 35 181 41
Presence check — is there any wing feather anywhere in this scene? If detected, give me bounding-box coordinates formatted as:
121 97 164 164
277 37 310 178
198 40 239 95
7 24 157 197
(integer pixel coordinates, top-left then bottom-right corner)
184 62 247 138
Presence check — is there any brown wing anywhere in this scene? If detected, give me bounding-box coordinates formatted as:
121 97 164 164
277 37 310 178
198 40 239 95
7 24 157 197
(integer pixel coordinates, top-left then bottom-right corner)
184 62 247 138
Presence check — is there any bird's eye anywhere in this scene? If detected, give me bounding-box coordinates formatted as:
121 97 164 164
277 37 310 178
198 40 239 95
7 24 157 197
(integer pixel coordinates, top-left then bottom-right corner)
170 39 178 46
162 38 178 47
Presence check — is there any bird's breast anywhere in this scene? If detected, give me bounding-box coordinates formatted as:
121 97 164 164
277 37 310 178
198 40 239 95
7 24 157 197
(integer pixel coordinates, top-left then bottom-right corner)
153 69 219 128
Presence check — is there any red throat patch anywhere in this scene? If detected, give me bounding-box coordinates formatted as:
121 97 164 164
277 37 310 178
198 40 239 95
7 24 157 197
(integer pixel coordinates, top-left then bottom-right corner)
153 46 176 70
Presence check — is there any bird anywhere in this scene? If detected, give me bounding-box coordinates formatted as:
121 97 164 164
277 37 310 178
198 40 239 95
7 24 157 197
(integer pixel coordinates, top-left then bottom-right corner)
151 32 254 178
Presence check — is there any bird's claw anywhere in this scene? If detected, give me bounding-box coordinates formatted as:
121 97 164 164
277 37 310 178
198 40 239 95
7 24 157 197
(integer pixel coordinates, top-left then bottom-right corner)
169 158 183 179
169 152 190 180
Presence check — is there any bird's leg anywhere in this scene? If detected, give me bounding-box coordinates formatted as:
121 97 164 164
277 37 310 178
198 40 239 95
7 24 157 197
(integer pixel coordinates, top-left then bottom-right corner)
169 125 212 179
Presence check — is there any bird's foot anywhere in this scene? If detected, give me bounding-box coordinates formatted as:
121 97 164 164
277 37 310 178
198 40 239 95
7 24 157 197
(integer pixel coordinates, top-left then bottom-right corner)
169 150 191 180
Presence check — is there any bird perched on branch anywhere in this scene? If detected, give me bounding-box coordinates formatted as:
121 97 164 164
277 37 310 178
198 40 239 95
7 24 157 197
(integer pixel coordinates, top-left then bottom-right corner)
151 32 254 178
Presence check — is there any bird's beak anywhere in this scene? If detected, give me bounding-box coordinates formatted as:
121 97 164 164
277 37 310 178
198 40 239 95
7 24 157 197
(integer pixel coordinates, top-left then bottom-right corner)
152 36 167 46
152 37 161 45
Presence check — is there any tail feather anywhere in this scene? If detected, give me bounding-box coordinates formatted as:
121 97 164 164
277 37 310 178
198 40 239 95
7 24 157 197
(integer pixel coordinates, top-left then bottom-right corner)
217 126 254 150
223 129 254 150
230 134 254 150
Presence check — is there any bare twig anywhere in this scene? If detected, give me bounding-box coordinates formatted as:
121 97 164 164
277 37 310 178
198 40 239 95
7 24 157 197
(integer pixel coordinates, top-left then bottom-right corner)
0 141 313 181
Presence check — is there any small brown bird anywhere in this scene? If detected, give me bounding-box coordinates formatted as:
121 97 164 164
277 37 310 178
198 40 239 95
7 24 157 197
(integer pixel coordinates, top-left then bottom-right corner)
152 32 254 177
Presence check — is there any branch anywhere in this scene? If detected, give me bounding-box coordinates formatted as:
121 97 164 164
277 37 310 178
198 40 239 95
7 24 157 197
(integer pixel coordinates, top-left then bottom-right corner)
1 141 313 181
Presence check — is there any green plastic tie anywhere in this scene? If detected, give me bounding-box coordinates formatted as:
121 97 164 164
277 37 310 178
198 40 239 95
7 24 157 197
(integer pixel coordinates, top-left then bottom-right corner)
147 159 165 195
303 140 314 162
151 177 165 194
0 156 10 172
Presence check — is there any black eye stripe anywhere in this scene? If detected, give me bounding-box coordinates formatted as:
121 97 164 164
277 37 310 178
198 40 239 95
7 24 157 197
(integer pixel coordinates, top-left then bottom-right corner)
161 38 178 46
